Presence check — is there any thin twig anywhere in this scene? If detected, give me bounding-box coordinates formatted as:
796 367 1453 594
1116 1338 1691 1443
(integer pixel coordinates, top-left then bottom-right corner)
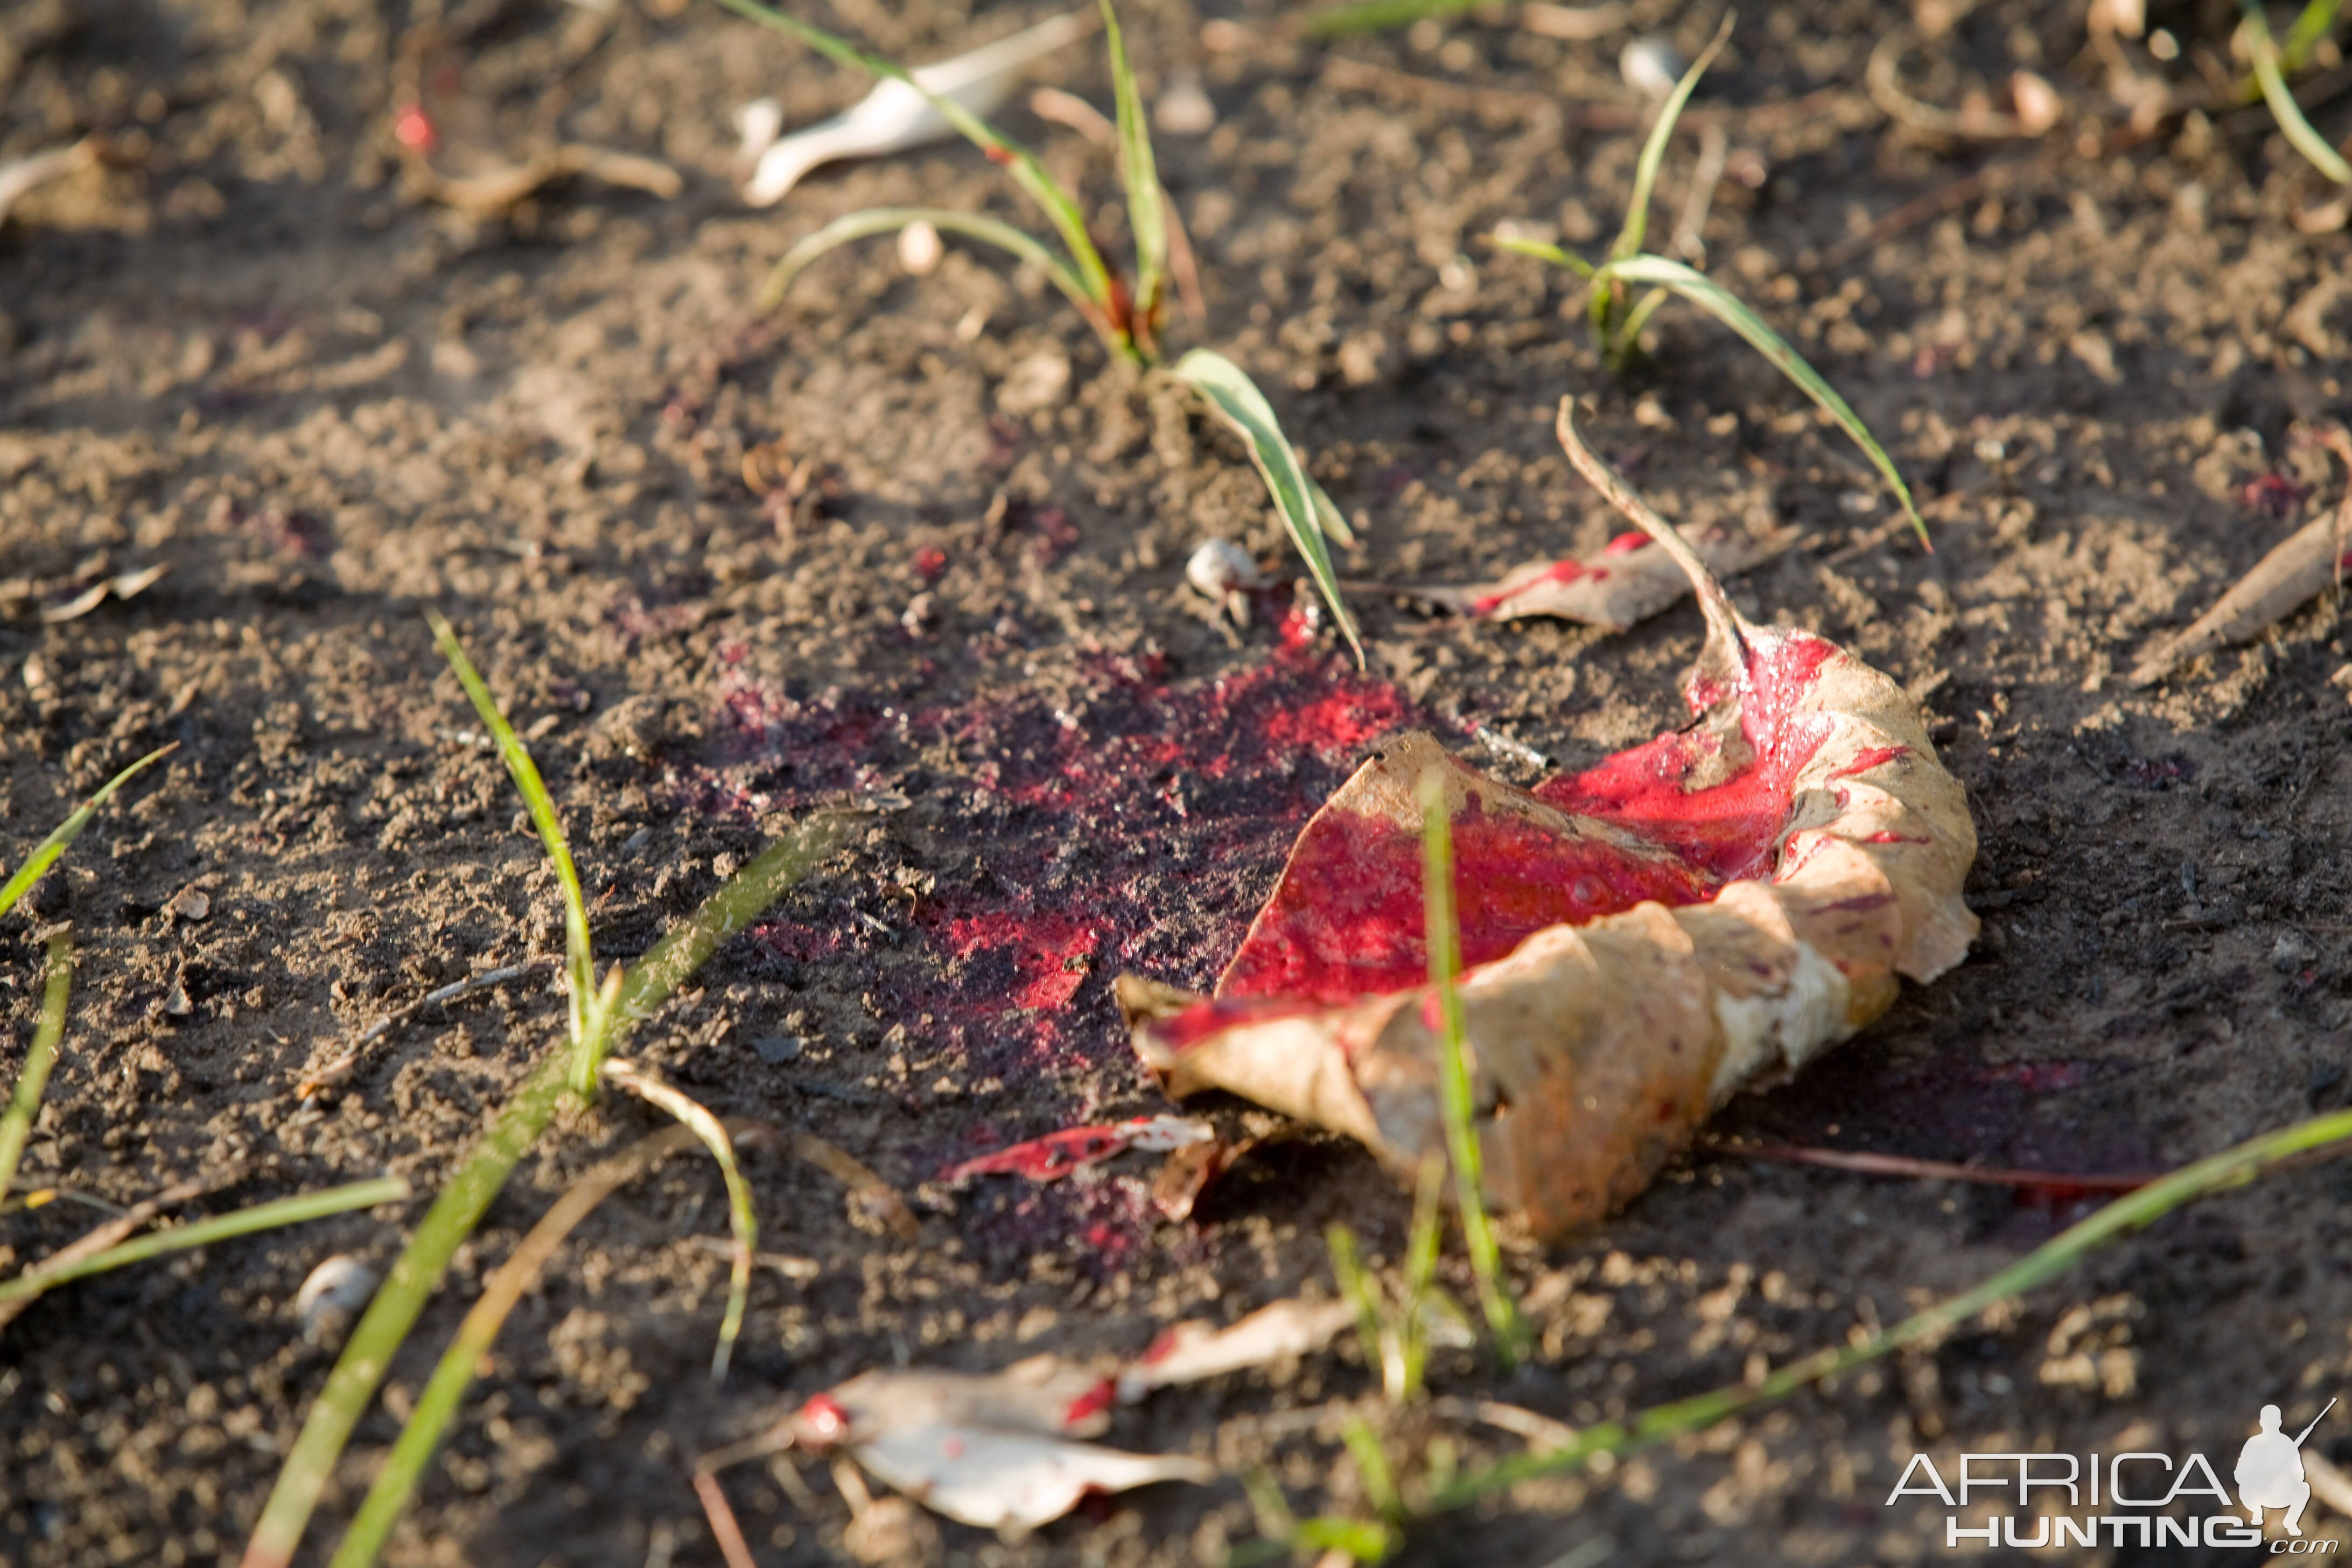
0 1163 248 1331
1714 1140 2155 1193
298 960 555 1097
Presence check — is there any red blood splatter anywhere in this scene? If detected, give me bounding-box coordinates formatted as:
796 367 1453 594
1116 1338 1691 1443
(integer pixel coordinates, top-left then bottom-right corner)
1061 1380 1116 1428
794 1393 850 1445
687 650 1417 1086
1601 531 1649 556
1225 631 1844 1005
2235 472 2309 516
1275 605 1318 653
1471 559 1588 615
393 104 435 152
913 546 948 583
1828 745 1907 780
1222 799 1714 1004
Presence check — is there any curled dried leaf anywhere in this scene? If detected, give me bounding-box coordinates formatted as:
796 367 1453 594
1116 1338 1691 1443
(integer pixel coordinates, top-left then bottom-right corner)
1119 400 1978 1238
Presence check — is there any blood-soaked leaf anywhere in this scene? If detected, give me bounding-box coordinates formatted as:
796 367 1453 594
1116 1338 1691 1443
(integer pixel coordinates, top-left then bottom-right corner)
1381 520 1797 632
946 1114 1214 1182
1118 401 1979 1239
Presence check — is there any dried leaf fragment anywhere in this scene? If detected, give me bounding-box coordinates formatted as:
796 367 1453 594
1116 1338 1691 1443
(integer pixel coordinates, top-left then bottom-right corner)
1376 520 1796 632
2129 425 2352 687
780 1357 1206 1530
1120 400 1978 1238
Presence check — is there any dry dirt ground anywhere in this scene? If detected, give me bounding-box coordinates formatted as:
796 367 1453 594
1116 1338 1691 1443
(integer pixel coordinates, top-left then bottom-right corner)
7 0 2352 1563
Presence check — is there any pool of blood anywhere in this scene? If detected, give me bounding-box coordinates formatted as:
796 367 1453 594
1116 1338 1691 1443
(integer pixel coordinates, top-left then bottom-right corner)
683 647 1418 1087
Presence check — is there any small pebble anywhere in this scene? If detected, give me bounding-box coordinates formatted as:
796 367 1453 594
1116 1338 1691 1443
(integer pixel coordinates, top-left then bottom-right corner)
753 1034 807 1065
2008 71 2060 136
1154 76 1215 135
1619 37 1685 100
1186 539 1265 598
732 97 784 165
296 1255 379 1348
898 220 942 276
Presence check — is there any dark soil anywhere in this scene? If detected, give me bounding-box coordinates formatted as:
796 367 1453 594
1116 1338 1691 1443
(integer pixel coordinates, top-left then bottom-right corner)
6 0 2352 1563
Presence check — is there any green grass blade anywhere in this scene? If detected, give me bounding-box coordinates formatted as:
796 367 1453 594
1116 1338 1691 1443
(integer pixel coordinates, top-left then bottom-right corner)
760 206 1109 341
705 0 1123 347
1488 233 1597 280
1309 474 1358 549
1326 1222 1392 1396
1098 0 1167 344
427 613 599 1088
1606 284 1671 369
0 1175 408 1307
2283 0 2342 72
1399 1152 1445 1399
1597 253 1928 544
237 1064 570 1568
1341 1417 1404 1522
1169 348 1367 668
242 806 842 1568
2245 2 2352 183
0 935 72 1204
1610 16 1732 265
0 744 176 919
610 814 849 1032
1417 777 1527 1367
1427 1105 2352 1511
599 1060 756 1380
1301 0 1478 39
326 1126 706 1568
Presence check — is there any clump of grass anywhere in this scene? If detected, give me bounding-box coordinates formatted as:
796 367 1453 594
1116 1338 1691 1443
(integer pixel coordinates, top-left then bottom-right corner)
1491 18 1928 544
2243 0 2351 184
0 745 400 1332
1266 1107 2352 1560
712 0 1366 662
239 615 850 1568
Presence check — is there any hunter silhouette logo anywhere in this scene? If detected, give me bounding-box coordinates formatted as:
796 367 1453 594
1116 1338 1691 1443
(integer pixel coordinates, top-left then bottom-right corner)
2239 1399 2335 1537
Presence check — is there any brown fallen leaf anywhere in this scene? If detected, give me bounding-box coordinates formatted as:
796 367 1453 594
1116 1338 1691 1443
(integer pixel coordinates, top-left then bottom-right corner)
1118 398 1978 1238
2129 424 2352 687
1371 519 1797 632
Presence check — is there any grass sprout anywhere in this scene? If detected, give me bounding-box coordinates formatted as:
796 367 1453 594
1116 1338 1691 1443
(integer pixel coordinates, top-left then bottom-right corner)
0 743 176 918
1490 18 1928 544
0 935 71 1207
1170 348 1366 663
0 1175 409 1314
2243 1 2351 184
429 611 611 1094
325 1124 727 1568
1417 776 1528 1365
1266 1105 2352 1557
715 0 1365 662
599 1058 758 1380
239 615 849 1568
722 0 1159 362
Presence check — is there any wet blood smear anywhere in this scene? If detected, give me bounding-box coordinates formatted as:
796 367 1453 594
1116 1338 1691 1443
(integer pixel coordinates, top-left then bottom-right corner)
1222 631 1844 1006
687 649 1416 1081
